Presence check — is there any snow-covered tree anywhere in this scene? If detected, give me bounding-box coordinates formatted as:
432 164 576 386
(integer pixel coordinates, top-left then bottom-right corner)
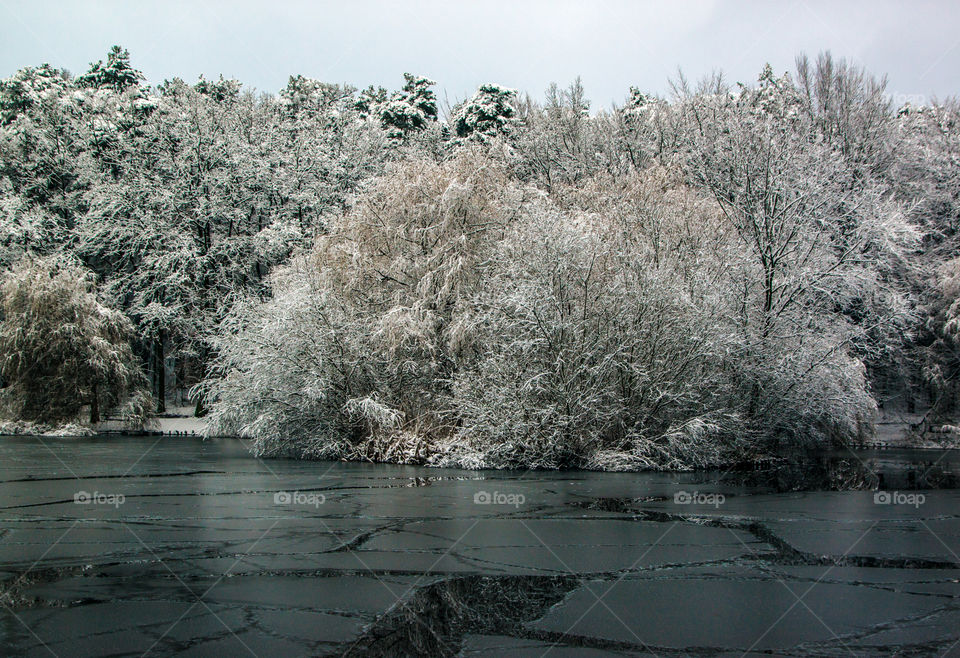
69 71 388 411
194 74 241 103
889 100 960 423
0 64 88 221
794 52 893 178
75 46 144 92
453 83 519 139
0 255 148 424
678 64 916 443
513 79 598 188
0 64 72 126
202 151 525 460
378 73 437 140
355 85 387 119
447 168 744 469
1 45 954 465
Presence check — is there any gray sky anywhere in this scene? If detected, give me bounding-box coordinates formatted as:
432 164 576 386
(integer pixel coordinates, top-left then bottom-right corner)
1 0 958 108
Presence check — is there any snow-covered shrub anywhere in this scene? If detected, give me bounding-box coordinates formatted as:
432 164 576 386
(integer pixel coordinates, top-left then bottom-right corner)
0 255 149 425
204 148 893 469
199 263 363 458
441 171 747 469
202 150 523 461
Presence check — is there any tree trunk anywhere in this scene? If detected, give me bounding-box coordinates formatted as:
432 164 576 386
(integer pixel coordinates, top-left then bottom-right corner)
90 383 100 424
747 381 760 420
194 394 207 418
193 343 209 417
176 355 185 407
156 331 166 413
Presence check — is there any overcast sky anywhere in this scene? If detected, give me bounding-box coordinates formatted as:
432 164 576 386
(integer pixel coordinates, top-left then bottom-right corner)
1 0 958 109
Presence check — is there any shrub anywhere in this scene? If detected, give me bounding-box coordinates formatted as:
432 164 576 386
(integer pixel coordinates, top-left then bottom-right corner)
0 255 148 425
203 153 883 469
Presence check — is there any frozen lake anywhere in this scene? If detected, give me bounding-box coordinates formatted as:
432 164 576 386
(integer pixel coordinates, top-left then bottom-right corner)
0 436 958 656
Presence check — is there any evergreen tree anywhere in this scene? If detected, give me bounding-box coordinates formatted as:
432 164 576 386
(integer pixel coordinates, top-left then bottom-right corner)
75 45 144 92
454 83 518 139
379 73 437 139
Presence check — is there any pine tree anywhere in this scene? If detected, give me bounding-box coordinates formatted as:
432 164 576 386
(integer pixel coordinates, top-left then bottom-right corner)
453 83 518 139
75 46 144 92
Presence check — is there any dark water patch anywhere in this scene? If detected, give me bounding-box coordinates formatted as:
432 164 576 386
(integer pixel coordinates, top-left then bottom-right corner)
338 575 604 657
0 564 93 609
568 495 670 514
404 475 483 487
720 449 960 493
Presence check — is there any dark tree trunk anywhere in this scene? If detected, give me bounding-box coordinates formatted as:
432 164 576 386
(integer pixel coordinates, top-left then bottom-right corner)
194 396 207 418
176 356 185 407
193 343 209 418
748 381 760 420
90 384 100 424
156 331 166 414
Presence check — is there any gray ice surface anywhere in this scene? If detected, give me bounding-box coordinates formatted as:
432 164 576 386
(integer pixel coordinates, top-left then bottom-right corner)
0 436 957 656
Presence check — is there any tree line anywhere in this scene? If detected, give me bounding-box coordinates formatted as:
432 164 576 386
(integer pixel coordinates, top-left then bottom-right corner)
1 47 957 468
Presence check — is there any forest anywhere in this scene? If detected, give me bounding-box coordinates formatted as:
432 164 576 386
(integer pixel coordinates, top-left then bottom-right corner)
1 46 958 470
